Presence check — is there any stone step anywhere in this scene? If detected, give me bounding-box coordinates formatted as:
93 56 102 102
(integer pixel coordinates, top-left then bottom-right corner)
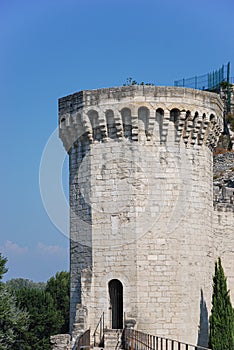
104 329 123 350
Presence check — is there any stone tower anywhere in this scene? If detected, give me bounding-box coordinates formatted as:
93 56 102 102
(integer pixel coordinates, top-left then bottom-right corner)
59 86 223 345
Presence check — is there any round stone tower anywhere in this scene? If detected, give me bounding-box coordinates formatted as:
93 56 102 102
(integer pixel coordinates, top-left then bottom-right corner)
59 86 223 345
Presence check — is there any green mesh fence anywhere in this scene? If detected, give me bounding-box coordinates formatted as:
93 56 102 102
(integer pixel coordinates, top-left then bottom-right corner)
174 63 230 91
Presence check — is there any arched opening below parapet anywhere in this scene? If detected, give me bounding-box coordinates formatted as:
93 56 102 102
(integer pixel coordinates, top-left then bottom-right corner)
106 110 117 139
109 279 123 329
156 108 164 141
138 107 149 138
88 110 101 141
170 108 180 123
121 108 132 140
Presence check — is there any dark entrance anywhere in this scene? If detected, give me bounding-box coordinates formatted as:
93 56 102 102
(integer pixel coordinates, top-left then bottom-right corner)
109 279 123 329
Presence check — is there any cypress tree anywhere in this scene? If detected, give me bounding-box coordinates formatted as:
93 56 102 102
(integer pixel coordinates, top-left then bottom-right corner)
209 257 234 349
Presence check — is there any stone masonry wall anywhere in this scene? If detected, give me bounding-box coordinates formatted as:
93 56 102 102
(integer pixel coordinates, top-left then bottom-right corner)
50 334 71 350
69 139 92 333
213 151 234 305
213 209 234 304
136 143 213 345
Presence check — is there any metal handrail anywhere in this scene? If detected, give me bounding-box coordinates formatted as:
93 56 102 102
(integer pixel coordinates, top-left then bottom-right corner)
93 312 105 347
124 328 211 350
74 329 90 350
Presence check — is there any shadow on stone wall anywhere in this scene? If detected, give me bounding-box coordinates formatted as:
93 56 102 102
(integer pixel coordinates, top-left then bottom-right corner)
197 289 209 347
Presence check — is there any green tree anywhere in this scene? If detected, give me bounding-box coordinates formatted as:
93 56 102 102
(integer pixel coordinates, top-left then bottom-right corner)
209 257 234 350
6 278 46 291
0 254 28 350
0 253 7 282
45 271 70 333
15 287 64 350
0 288 28 350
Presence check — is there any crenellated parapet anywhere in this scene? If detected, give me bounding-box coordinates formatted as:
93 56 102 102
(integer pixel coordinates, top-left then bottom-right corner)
59 86 223 151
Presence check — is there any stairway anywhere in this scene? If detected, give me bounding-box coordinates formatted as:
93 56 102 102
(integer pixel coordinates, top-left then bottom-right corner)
103 329 123 350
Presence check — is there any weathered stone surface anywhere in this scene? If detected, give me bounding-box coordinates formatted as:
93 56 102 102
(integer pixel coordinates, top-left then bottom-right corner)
58 85 234 347
104 329 123 350
214 151 234 188
50 334 71 350
213 151 234 302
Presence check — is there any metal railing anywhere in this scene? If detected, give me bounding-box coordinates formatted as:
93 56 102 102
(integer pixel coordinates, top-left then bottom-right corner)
93 312 105 347
74 329 90 350
174 63 230 92
124 329 211 350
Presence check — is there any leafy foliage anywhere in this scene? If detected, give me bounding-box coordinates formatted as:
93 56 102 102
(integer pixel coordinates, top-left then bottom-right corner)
0 254 29 349
0 253 8 282
0 287 29 350
11 271 70 349
209 257 234 350
0 251 70 349
123 77 154 86
6 278 46 291
14 287 64 350
46 271 70 333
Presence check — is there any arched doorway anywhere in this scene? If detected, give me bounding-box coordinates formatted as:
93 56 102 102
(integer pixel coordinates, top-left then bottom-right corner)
109 279 123 329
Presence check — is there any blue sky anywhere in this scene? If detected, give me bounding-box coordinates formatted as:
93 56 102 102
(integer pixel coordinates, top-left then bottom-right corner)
0 0 234 282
